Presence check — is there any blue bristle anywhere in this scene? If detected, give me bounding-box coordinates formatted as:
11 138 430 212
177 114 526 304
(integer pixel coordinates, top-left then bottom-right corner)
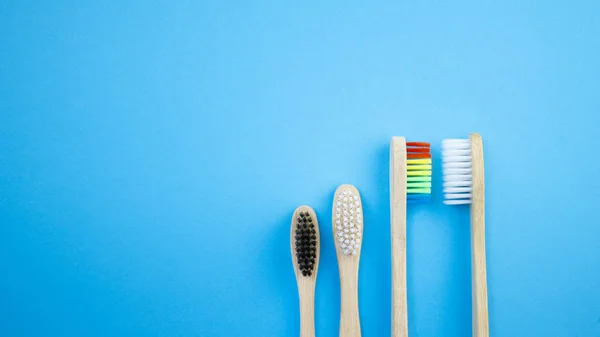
407 193 431 204
407 198 431 204
407 194 430 200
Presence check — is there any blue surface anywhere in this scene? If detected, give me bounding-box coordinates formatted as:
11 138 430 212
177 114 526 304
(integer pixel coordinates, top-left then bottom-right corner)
1 1 600 336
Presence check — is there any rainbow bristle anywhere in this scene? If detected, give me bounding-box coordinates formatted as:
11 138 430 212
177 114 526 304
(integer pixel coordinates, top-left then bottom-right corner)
406 142 432 204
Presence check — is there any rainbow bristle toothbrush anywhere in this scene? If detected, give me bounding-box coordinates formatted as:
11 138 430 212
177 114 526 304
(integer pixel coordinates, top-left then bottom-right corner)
390 138 432 337
291 206 320 337
333 184 363 337
442 133 489 337
406 142 432 204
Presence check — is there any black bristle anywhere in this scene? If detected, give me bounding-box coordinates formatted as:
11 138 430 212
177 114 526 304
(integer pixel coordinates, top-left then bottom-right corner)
294 211 317 277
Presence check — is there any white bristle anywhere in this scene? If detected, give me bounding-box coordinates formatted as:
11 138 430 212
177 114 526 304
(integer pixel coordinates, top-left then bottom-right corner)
334 187 363 256
444 168 472 175
444 149 471 156
444 187 472 193
443 181 473 187
444 199 472 205
443 155 471 163
442 142 470 150
442 138 472 205
445 193 472 199
443 161 472 168
444 174 473 182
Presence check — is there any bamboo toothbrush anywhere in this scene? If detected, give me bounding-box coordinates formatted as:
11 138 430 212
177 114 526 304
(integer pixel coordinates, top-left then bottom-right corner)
333 184 363 337
390 138 432 337
442 133 488 337
291 206 320 337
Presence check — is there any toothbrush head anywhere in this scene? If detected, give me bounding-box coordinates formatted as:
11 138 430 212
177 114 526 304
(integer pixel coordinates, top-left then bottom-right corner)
406 142 432 204
442 138 472 205
292 207 319 277
333 185 363 257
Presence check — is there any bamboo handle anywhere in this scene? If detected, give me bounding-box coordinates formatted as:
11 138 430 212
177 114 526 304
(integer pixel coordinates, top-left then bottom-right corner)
298 279 316 337
339 264 361 337
469 133 489 337
390 137 408 337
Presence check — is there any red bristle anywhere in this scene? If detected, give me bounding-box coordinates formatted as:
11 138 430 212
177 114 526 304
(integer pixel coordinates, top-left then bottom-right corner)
406 142 430 147
406 147 430 153
407 153 431 159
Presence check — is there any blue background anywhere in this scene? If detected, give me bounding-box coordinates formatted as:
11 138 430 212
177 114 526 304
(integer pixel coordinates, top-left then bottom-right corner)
1 1 600 336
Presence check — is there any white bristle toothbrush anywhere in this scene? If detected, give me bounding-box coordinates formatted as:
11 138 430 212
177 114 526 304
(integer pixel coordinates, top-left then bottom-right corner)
442 133 489 337
333 184 363 337
390 137 432 337
291 206 320 337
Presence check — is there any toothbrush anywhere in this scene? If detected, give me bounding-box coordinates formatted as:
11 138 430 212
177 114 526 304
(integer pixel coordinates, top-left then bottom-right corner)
291 206 320 337
390 138 432 337
442 133 489 337
333 184 363 337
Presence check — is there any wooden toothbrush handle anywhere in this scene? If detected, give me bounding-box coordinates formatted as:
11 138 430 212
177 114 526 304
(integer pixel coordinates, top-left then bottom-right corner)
339 264 361 337
390 137 408 337
391 218 408 337
298 280 316 337
470 133 489 337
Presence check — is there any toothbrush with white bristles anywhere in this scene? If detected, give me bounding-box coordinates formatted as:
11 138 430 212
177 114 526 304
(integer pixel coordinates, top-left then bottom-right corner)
333 184 363 337
442 133 489 337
